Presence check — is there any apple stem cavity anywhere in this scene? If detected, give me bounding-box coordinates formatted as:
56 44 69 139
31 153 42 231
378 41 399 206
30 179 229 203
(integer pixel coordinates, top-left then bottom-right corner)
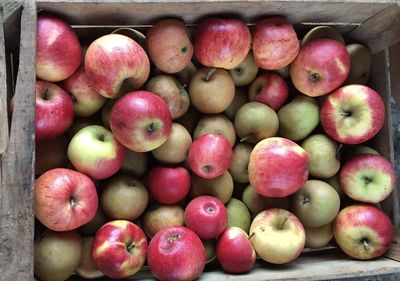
69 196 77 207
310 72 320 83
302 196 310 205
363 176 372 185
42 88 50 101
126 241 136 253
278 217 289 230
98 133 105 142
204 68 217 82
181 46 188 54
147 123 158 133
202 165 213 173
361 238 370 251
167 233 182 244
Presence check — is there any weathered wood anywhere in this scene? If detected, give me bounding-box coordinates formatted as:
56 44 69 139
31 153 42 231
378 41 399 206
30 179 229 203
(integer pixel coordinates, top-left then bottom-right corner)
0 0 36 280
0 7 9 155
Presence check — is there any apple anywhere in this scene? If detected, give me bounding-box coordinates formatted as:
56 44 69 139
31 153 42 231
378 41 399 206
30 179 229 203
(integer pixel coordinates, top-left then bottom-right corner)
35 168 98 232
120 148 149 177
248 137 309 197
175 61 197 86
66 116 101 139
146 19 193 73
334 204 393 260
92 220 147 279
203 239 217 263
301 26 345 46
234 102 279 144
75 236 104 279
85 34 150 98
101 175 148 221
305 222 334 249
229 51 259 86
35 80 74 142
216 227 256 273
195 18 251 69
320 84 385 144
190 171 234 204
34 230 82 281
223 87 249 121
193 114 236 147
145 74 190 119
61 66 106 117
35 135 68 176
152 122 192 164
226 198 252 233
229 142 253 183
278 95 320 141
290 39 350 97
188 134 233 179
345 43 372 85
339 154 395 203
325 173 345 198
248 72 289 110
249 208 306 264
290 180 340 227
143 204 185 238
185 195 227 239
147 166 191 204
189 67 235 114
242 184 289 216
147 226 206 281
68 125 125 180
252 17 299 70
110 90 172 152
36 14 81 82
341 145 380 164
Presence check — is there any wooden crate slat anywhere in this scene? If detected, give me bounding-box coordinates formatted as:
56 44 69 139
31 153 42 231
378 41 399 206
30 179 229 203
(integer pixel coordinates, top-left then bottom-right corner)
0 6 9 155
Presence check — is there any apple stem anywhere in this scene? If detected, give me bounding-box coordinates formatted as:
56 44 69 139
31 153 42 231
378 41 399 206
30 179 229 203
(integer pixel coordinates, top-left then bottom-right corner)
248 232 255 240
204 68 217 82
361 238 369 251
310 72 320 82
279 217 289 230
43 88 49 100
336 144 343 155
240 137 248 143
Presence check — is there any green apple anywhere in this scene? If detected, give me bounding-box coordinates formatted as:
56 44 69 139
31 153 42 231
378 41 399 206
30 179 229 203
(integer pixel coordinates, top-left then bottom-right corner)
223 87 249 121
75 236 104 279
193 114 236 147
190 171 234 204
229 143 253 183
304 221 334 249
226 198 251 233
229 51 259 86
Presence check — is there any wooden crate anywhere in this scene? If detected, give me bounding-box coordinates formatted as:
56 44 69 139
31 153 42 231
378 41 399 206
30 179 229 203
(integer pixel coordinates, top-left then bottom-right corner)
1 0 400 280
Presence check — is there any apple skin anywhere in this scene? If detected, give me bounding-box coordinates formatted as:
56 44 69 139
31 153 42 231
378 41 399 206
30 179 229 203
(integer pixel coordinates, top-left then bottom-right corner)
249 208 306 264
35 80 74 142
185 195 227 239
216 227 256 273
339 154 395 203
334 204 393 260
110 91 172 152
61 66 107 117
290 39 350 97
252 17 299 70
68 125 125 180
147 166 191 204
120 148 149 177
147 226 206 281
194 18 251 69
35 135 69 176
190 171 234 204
188 133 233 179
35 168 98 232
75 236 104 279
146 19 194 73
92 220 147 279
320 84 385 144
34 230 83 281
229 51 259 86
85 34 150 98
193 114 236 147
248 137 309 197
143 204 185 238
248 72 289 111
305 222 334 249
36 14 82 82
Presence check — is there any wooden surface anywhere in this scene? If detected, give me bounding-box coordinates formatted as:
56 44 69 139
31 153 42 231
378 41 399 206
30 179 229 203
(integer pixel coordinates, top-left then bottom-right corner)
0 7 8 155
0 0 36 280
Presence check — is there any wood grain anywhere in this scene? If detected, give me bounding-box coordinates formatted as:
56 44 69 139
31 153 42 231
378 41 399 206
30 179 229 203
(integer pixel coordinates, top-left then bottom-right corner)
0 6 9 155
0 0 36 280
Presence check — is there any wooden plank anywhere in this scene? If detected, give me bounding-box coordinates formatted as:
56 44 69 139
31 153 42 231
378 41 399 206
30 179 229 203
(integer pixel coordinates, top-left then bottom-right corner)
386 230 400 262
0 0 36 280
0 7 8 155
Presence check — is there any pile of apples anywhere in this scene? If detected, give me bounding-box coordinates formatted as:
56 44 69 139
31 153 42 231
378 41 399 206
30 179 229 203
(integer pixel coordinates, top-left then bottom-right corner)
32 12 396 281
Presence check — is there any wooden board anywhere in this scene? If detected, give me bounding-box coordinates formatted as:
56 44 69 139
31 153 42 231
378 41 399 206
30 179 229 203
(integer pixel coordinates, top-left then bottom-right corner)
0 6 8 155
0 1 36 280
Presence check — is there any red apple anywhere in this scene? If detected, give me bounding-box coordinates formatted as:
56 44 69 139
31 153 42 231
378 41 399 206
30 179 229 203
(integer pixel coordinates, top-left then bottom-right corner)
85 34 150 98
321 84 385 144
339 154 395 203
185 195 227 239
110 91 172 152
248 72 289 110
188 134 233 179
248 137 309 197
35 168 98 231
147 166 191 204
146 19 194 73
68 125 125 180
290 39 350 97
194 18 251 69
92 220 147 279
61 66 106 117
36 14 81 82
216 227 256 273
147 226 206 281
35 80 74 142
334 205 393 260
252 17 299 70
